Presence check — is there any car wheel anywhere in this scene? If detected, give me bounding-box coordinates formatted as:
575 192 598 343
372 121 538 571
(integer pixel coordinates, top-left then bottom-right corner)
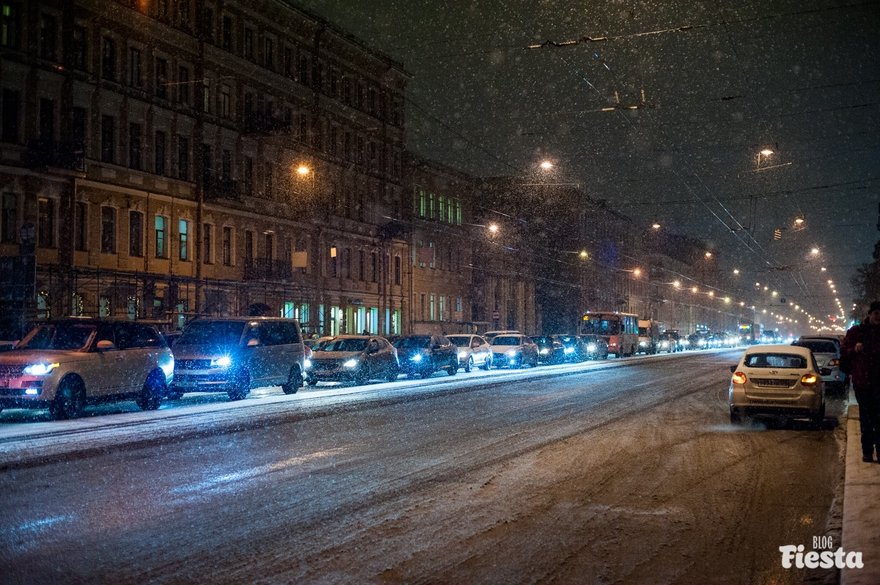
50 377 85 420
447 362 457 376
281 365 303 395
464 356 473 373
136 371 165 411
481 358 492 371
420 370 432 379
228 369 250 401
729 409 742 424
386 366 399 382
812 402 826 427
354 369 369 386
306 376 318 386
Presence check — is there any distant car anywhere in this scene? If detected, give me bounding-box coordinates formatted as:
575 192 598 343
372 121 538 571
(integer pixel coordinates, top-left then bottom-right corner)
490 334 539 369
161 331 183 348
309 335 399 385
656 332 677 353
446 334 493 372
687 333 708 350
393 335 458 378
482 330 521 342
792 336 846 393
552 334 587 362
530 335 566 365
728 344 825 425
0 340 17 352
0 319 174 419
579 334 609 360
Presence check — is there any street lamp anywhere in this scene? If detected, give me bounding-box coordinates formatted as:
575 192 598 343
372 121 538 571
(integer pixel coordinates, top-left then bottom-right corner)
539 160 554 171
756 148 774 169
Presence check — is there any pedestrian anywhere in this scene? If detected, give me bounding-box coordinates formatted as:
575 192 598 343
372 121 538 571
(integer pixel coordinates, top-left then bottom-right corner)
842 301 880 463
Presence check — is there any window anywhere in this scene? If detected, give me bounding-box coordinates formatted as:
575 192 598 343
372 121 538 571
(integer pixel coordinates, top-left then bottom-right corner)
429 294 436 321
265 232 274 263
39 13 56 61
243 28 253 60
201 6 213 42
371 252 378 282
155 57 168 99
394 255 401 285
70 24 87 70
202 80 210 113
221 15 232 51
245 230 254 262
1 88 19 142
100 207 115 253
155 216 167 258
178 66 190 104
220 86 230 118
1 2 20 48
101 115 115 163
221 149 231 181
102 37 116 81
154 130 166 175
178 219 189 260
1 192 17 243
329 245 337 277
128 46 143 87
243 156 253 193
128 122 142 170
203 223 213 264
70 107 86 149
129 210 143 257
264 37 274 69
264 162 273 196
177 135 189 180
38 98 54 144
343 248 351 279
222 226 232 265
74 201 87 251
358 250 365 281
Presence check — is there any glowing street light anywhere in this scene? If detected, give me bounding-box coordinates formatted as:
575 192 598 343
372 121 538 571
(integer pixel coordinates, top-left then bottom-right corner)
539 160 554 171
578 249 589 260
488 223 499 235
295 164 311 176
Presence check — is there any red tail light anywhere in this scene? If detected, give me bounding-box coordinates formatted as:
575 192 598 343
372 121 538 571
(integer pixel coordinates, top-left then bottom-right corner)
732 371 747 385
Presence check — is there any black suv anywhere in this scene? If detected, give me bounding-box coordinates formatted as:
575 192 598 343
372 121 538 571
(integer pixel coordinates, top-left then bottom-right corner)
393 335 458 378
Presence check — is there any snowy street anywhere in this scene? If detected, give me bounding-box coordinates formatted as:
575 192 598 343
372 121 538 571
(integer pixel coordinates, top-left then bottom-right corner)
0 350 845 584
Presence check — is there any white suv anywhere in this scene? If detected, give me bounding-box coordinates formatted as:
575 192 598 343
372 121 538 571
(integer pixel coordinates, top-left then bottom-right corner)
0 319 174 420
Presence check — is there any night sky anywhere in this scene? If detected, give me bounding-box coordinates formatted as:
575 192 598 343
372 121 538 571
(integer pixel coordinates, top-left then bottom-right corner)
294 0 880 328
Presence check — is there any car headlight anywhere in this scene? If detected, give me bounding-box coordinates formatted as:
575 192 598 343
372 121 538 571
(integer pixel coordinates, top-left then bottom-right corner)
458 351 467 359
505 349 519 357
539 348 550 355
343 358 359 368
587 343 597 352
660 341 669 348
211 356 232 368
303 358 312 369
160 355 175 378
563 347 574 354
23 362 59 376
410 353 423 362
639 341 647 347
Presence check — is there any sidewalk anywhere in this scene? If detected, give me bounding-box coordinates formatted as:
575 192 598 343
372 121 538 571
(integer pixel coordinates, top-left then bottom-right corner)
841 400 880 585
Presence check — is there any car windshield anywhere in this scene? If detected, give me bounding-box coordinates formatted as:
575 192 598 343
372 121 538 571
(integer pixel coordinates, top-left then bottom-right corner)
176 321 245 345
794 340 838 354
531 336 553 345
745 353 808 369
492 336 521 346
16 323 96 351
394 336 431 349
446 336 471 347
321 338 369 352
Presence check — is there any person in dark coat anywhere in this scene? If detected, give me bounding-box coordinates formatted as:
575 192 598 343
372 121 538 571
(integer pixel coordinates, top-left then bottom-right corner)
842 301 880 463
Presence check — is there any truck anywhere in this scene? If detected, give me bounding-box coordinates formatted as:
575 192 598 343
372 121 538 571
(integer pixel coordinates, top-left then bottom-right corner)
637 319 661 354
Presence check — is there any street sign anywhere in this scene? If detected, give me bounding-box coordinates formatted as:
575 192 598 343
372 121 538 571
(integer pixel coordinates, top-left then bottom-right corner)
492 310 500 320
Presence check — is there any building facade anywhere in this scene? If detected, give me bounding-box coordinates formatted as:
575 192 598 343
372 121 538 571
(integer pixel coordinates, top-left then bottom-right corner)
0 0 409 337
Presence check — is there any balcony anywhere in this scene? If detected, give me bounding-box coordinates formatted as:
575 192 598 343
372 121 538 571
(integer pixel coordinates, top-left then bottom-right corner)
244 258 292 281
22 140 85 172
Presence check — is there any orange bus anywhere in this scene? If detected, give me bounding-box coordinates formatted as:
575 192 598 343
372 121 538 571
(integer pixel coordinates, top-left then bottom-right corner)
580 312 639 357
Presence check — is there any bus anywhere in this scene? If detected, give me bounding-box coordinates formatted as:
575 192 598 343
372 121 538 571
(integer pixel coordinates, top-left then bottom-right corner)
580 312 639 357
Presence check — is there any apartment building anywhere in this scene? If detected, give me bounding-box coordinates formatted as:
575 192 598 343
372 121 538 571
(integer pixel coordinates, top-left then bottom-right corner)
0 0 409 337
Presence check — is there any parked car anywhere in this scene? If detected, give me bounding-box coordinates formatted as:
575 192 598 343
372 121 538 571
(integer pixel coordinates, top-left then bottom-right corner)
446 334 493 372
552 335 586 362
490 334 539 369
482 330 521 341
657 332 679 353
0 319 174 419
579 334 610 360
728 344 825 425
792 336 846 393
531 335 566 365
170 317 306 400
393 335 458 378
309 335 399 385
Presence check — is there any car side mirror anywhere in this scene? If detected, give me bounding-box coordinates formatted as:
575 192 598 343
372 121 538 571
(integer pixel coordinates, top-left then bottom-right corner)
246 338 260 347
729 365 737 373
96 339 116 351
